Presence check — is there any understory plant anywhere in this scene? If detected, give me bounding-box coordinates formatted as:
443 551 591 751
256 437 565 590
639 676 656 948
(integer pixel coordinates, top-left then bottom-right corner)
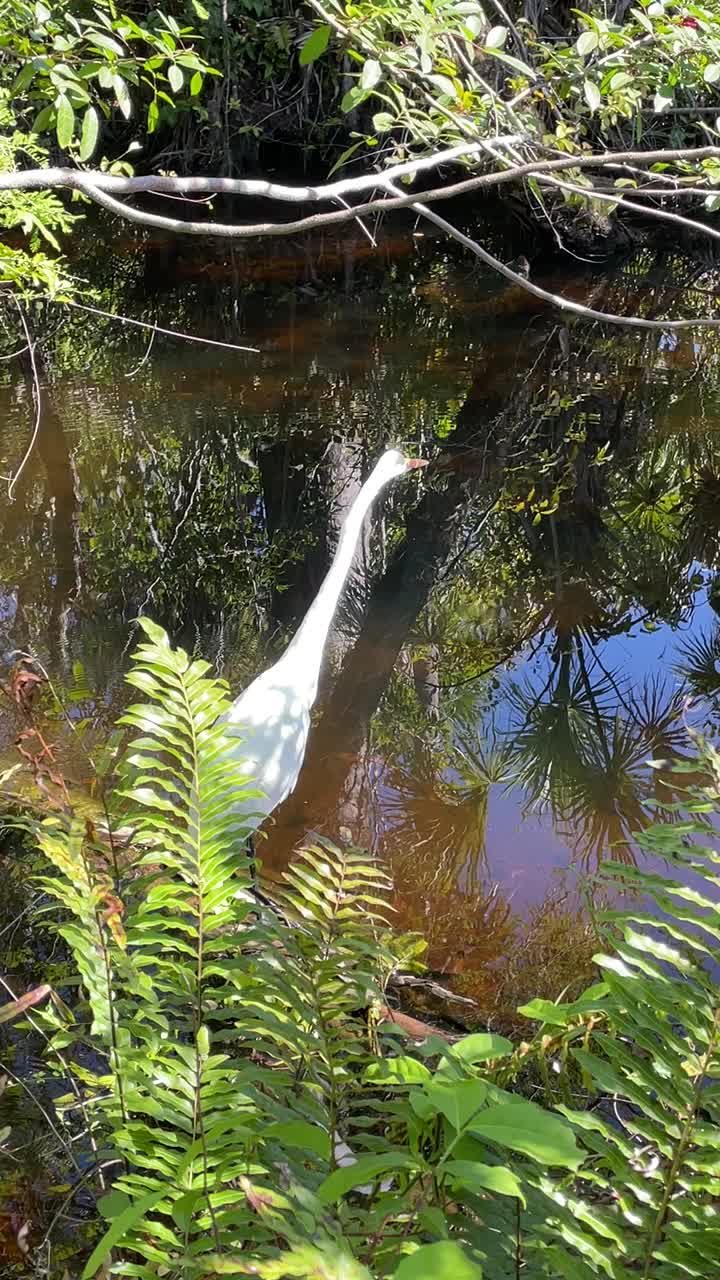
4 620 720 1278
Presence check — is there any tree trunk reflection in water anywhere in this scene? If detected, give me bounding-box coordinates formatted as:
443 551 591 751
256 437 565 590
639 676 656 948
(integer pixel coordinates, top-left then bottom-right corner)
3 356 81 671
265 327 550 864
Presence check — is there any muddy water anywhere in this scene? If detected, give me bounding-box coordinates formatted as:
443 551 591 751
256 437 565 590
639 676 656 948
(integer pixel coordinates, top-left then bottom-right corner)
1 223 720 1002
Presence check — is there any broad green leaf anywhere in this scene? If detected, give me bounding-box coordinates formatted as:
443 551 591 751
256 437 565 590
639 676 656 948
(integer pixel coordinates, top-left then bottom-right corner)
361 59 382 90
576 30 599 55
438 1033 513 1071
341 85 369 113
97 1190 129 1220
266 1120 331 1159
168 63 184 93
56 94 75 149
485 26 507 48
366 1057 431 1085
114 74 132 119
192 0 209 16
79 106 99 161
89 31 124 56
469 1101 582 1168
147 99 159 132
428 74 457 98
393 1241 483 1279
419 1080 487 1130
444 1159 525 1204
81 1191 163 1279
584 79 601 112
32 104 55 134
190 71 202 95
373 111 394 132
704 63 720 84
299 24 331 66
318 1153 416 1204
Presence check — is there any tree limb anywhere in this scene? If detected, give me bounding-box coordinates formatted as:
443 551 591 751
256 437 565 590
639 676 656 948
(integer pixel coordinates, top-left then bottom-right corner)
384 180 720 331
1 145 719 241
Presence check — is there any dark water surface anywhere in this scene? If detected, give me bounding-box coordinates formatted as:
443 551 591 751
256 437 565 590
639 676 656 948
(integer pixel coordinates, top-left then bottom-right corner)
2 220 720 1003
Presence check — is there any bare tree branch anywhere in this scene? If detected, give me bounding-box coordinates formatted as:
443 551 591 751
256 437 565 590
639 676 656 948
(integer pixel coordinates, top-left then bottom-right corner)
383 180 720 332
0 145 718 242
8 302 42 500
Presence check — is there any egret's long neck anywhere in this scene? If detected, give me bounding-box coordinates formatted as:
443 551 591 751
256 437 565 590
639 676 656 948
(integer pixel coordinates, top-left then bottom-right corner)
283 465 389 696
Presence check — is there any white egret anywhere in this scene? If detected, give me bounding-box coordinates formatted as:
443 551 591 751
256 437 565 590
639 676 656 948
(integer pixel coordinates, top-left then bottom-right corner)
223 448 428 832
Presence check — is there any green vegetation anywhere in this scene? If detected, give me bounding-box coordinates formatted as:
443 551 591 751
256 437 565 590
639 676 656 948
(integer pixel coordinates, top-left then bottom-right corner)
2 620 720 1277
2 0 720 307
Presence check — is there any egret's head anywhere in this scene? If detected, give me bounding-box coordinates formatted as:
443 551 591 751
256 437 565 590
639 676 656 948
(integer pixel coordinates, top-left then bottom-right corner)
375 448 429 482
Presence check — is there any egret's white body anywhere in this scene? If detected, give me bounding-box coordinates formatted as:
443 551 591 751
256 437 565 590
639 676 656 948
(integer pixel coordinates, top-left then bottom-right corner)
222 449 426 828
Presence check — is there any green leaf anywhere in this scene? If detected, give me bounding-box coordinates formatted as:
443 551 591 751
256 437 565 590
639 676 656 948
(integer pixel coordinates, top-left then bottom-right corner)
469 1101 583 1168
584 79 601 112
704 63 720 84
190 71 202 95
168 63 184 93
610 70 632 90
393 1242 483 1279
299 24 331 66
485 26 507 48
266 1120 331 1159
365 1057 431 1085
428 74 457 98
81 1191 163 1279
419 1080 487 1130
113 74 132 119
89 31 124 56
192 0 210 16
373 111 394 132
437 1033 513 1072
97 1190 129 1221
443 1159 526 1205
341 85 369 113
318 1153 416 1204
147 99 159 132
32 104 55 134
79 106 99 161
55 94 75 149
576 30 599 56
361 58 382 90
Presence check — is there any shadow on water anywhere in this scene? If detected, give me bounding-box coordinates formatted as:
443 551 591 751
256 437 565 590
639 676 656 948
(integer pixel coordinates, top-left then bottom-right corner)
2 219 720 1011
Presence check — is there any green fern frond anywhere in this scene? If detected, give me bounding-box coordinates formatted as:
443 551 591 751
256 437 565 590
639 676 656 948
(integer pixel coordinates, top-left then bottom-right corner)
523 749 720 1278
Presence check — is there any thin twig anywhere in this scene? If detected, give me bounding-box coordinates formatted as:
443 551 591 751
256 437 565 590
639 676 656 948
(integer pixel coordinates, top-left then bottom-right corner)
65 300 259 353
124 323 157 377
8 302 42 501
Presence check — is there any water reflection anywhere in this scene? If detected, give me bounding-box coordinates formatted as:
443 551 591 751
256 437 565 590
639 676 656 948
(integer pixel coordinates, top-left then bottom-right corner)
2 227 720 995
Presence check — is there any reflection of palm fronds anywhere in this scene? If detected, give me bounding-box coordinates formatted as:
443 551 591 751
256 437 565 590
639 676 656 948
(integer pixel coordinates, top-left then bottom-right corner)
683 466 720 568
628 675 687 757
446 737 513 882
674 628 720 700
558 714 649 866
505 664 614 811
383 739 511 894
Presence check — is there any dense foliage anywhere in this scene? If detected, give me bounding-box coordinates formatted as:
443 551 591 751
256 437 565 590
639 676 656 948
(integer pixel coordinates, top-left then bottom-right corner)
3 0 720 300
3 620 720 1277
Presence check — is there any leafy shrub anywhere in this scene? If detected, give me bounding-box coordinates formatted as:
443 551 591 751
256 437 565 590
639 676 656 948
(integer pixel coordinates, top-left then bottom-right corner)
8 622 720 1278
